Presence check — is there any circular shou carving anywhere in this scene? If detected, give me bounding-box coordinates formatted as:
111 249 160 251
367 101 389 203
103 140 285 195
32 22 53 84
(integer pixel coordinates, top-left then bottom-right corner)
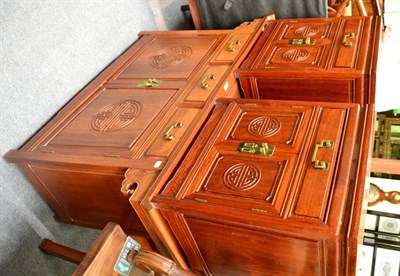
294 26 319 37
248 116 281 137
224 163 261 191
91 100 141 132
150 46 192 69
282 49 310 62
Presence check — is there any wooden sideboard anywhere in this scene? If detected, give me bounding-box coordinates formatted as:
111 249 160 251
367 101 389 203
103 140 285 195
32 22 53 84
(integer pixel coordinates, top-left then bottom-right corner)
153 98 375 275
4 18 267 265
4 14 379 274
235 16 382 106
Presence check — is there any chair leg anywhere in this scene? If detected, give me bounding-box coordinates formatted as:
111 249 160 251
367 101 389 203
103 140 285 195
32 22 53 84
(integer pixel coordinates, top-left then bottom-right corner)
181 4 190 12
38 238 86 265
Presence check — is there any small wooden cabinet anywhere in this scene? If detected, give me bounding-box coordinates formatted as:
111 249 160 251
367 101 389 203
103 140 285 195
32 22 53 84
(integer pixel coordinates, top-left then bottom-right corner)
235 16 382 106
153 98 375 275
4 19 267 263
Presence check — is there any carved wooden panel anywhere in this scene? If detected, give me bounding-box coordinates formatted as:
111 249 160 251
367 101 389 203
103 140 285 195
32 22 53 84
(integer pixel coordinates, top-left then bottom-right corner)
187 153 297 216
227 104 314 152
34 87 176 157
112 37 220 80
257 20 337 69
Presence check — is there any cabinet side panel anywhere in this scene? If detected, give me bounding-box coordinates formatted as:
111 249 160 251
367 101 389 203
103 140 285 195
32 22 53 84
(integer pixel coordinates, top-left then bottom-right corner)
29 164 146 234
187 218 325 276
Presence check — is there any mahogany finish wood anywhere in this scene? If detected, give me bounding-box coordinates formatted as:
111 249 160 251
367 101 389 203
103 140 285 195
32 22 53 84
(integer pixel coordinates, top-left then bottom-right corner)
39 239 86 265
371 157 400 174
235 16 382 107
3 18 267 266
40 222 195 276
153 98 374 275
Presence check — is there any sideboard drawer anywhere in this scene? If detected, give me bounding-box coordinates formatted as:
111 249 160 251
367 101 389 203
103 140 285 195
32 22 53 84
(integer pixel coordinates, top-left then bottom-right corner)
213 33 251 62
185 65 230 103
143 107 200 160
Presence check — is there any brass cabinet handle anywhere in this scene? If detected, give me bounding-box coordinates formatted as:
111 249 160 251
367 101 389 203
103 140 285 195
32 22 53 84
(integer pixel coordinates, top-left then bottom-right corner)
145 78 159 87
342 33 356 47
164 122 184 141
288 37 315 45
227 40 241 52
312 140 334 170
200 74 216 89
137 78 160 88
237 142 275 157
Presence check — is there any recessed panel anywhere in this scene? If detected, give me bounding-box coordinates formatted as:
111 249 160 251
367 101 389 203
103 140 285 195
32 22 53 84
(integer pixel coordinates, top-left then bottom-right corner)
229 107 313 151
280 21 334 39
37 87 176 156
114 37 219 80
187 152 297 216
187 218 325 276
267 45 326 66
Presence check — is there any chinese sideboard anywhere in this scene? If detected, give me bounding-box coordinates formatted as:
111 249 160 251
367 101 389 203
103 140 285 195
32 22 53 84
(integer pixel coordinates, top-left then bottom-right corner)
4 17 267 265
4 15 381 274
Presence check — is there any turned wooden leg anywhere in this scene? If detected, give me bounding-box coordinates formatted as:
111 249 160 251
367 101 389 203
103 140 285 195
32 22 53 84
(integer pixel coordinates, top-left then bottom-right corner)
38 238 86 264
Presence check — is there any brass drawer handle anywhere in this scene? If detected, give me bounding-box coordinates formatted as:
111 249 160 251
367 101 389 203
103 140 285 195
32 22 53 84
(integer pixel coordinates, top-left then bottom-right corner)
200 74 216 89
342 33 356 47
312 140 334 170
237 142 275 157
164 122 184 141
288 37 315 45
227 40 241 52
137 78 160 88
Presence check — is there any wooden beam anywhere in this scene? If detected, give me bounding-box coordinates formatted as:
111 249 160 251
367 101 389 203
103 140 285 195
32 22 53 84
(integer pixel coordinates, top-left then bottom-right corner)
371 158 400 174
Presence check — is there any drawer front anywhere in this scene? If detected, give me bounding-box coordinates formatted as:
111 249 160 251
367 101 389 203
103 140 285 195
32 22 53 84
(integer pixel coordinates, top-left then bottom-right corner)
143 107 201 159
213 33 251 62
33 87 177 158
184 65 230 103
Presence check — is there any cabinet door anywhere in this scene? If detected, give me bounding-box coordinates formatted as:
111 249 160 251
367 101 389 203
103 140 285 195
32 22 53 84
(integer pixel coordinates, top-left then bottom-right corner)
32 87 177 158
109 35 221 84
159 99 360 228
163 101 316 216
244 17 372 72
251 19 339 70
